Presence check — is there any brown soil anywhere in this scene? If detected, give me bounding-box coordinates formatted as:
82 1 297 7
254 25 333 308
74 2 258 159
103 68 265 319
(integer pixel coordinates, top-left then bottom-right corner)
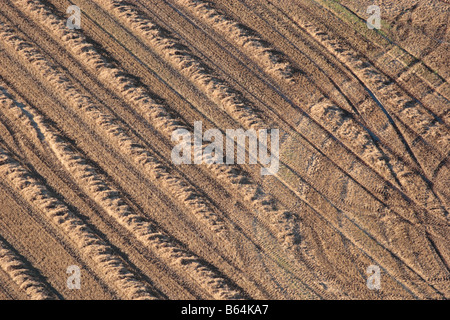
0 0 448 299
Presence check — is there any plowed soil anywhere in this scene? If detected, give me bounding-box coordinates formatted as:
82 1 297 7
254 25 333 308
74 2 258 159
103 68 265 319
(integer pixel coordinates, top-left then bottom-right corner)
0 0 448 299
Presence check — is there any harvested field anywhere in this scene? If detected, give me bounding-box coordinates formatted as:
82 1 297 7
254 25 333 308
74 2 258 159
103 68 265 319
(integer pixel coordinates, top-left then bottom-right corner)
0 0 448 300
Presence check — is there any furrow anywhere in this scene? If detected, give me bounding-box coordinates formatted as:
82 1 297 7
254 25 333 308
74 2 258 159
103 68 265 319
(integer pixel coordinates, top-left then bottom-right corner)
0 86 243 299
91 0 265 130
14 0 302 251
294 16 450 157
79 0 449 271
308 98 448 219
172 0 295 82
0 235 57 300
0 21 229 239
0 147 157 300
301 0 450 119
130 0 448 220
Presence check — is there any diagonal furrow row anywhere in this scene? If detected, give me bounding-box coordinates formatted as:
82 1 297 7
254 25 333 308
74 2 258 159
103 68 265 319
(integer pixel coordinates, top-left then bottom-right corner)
134 0 448 220
91 0 264 131
0 21 229 240
294 16 450 157
78 0 450 280
224 0 449 219
299 0 450 118
232 0 445 186
0 87 243 299
0 147 157 300
0 0 447 300
13 0 302 251
172 0 296 82
13 0 420 298
0 235 57 300
97 0 450 292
